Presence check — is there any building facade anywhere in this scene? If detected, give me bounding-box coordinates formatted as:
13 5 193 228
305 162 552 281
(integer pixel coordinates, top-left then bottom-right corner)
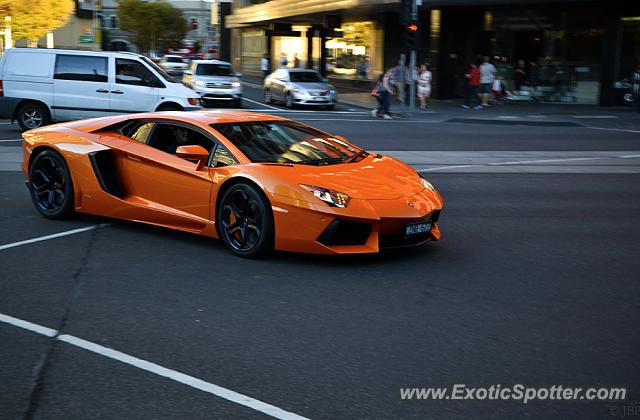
226 0 638 105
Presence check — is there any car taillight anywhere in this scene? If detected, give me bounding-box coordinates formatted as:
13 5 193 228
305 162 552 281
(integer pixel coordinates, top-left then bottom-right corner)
0 80 3 97
187 97 199 106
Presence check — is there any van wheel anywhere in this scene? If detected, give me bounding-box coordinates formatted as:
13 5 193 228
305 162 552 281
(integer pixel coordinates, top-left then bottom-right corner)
17 102 50 131
156 103 183 111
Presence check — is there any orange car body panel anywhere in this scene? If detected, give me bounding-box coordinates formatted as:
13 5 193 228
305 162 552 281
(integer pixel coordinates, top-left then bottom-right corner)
22 111 443 254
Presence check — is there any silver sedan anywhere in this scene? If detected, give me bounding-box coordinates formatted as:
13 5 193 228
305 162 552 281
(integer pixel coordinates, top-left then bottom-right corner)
263 68 336 109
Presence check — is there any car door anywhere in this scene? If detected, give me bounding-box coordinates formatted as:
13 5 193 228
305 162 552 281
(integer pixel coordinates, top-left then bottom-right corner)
110 57 161 113
52 54 111 120
117 121 214 230
271 69 289 101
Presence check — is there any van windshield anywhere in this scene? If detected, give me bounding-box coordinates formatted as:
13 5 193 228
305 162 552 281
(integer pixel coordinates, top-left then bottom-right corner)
141 56 176 83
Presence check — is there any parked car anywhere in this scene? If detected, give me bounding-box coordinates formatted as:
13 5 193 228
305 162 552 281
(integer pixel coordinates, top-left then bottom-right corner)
263 68 336 109
183 60 242 107
0 48 201 130
159 55 188 76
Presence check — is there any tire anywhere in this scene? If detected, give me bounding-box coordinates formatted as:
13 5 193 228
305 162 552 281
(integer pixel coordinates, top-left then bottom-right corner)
285 93 294 108
28 150 74 219
264 89 272 104
156 103 183 111
217 183 274 258
17 102 50 131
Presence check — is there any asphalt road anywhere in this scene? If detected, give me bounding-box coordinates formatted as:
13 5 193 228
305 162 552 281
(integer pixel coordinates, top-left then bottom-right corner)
1 84 639 420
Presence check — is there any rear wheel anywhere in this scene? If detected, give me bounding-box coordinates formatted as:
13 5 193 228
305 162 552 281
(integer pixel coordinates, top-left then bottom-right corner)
17 102 50 131
218 183 274 258
29 150 74 219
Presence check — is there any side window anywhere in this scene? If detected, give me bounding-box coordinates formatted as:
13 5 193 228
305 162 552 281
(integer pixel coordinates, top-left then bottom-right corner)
115 58 157 86
129 122 154 143
147 124 215 157
54 55 108 82
212 145 237 167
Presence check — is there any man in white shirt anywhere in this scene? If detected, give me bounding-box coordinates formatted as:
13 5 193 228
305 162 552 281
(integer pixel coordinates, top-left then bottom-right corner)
479 56 496 107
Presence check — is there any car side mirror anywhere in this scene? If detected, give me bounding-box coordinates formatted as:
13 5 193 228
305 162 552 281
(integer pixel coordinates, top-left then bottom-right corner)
176 145 209 170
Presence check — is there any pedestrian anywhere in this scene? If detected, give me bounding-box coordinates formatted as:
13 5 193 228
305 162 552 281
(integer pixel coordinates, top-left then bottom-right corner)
261 53 270 79
514 59 527 91
279 53 288 68
358 56 370 78
293 53 300 68
417 64 432 109
463 63 481 109
479 56 496 107
394 58 406 104
632 63 640 113
371 69 394 119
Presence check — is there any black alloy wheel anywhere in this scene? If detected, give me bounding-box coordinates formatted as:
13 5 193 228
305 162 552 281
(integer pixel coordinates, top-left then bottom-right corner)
218 183 274 258
285 92 294 108
29 150 74 219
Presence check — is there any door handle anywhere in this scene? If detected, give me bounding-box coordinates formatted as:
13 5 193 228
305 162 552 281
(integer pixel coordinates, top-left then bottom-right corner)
126 154 141 162
96 89 109 93
111 90 124 94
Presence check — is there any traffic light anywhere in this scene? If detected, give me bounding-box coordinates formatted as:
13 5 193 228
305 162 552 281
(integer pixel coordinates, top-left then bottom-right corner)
404 22 419 50
191 18 199 30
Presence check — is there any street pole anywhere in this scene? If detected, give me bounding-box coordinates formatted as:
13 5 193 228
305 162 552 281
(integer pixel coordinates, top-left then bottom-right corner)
4 16 12 50
409 0 417 111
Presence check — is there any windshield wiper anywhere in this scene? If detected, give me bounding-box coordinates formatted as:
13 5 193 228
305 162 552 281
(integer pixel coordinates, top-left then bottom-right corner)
298 157 346 166
347 150 369 163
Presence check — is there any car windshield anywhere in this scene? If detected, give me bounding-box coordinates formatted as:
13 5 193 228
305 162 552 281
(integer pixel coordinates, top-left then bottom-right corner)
166 56 184 63
211 121 362 165
141 56 176 83
196 64 234 76
289 71 323 83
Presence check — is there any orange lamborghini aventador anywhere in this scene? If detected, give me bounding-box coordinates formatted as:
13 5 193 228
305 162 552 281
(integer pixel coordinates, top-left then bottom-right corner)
21 111 443 257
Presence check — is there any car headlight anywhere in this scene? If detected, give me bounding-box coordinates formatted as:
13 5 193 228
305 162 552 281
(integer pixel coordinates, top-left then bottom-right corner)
419 174 437 192
292 89 306 96
232 81 241 88
195 80 206 87
300 184 350 208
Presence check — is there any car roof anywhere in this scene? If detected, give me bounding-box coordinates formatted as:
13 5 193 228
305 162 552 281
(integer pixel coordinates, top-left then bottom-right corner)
192 60 232 65
61 110 289 133
5 48 143 59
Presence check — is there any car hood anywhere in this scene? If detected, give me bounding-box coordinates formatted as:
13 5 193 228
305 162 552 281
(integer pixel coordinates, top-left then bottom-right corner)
269 155 424 200
194 75 238 82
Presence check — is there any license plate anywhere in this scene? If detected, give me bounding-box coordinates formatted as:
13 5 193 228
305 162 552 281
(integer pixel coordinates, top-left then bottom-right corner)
314 97 326 101
405 222 431 236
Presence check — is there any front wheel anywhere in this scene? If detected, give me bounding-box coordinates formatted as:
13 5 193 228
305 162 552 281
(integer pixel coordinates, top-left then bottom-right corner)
264 89 273 104
29 150 74 219
285 93 294 108
218 183 274 258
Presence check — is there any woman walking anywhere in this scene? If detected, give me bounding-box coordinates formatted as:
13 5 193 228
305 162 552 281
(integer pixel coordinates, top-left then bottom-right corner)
417 64 432 109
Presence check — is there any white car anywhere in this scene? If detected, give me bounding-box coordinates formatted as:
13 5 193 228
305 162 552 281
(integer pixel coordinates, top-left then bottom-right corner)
0 48 201 130
183 60 242 107
263 68 336 109
159 55 188 76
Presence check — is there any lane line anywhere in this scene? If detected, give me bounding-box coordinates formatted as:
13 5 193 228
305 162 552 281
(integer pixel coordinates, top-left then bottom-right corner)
0 224 108 251
620 154 640 158
0 139 22 143
241 97 281 110
571 115 618 119
0 313 57 338
583 126 640 134
0 313 309 420
296 118 439 123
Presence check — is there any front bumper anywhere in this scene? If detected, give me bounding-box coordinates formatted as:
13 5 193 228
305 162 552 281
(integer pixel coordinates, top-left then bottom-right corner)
197 88 242 101
292 93 335 106
270 189 443 254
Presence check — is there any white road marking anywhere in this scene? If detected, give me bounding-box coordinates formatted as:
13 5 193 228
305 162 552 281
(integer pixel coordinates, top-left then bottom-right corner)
296 118 439 123
620 154 640 158
0 312 309 420
241 97 281 110
0 313 57 338
0 224 108 251
0 139 22 143
583 126 640 134
487 157 599 166
571 115 618 119
418 164 477 172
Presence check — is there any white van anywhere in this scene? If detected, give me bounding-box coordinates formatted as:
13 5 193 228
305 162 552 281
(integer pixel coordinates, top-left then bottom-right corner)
0 48 202 130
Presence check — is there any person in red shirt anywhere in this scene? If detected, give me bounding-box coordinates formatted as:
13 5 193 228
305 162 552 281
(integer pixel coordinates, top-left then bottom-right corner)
463 63 481 109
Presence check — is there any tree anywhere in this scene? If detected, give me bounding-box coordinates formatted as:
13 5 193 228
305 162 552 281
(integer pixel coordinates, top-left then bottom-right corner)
118 0 187 53
0 0 74 45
